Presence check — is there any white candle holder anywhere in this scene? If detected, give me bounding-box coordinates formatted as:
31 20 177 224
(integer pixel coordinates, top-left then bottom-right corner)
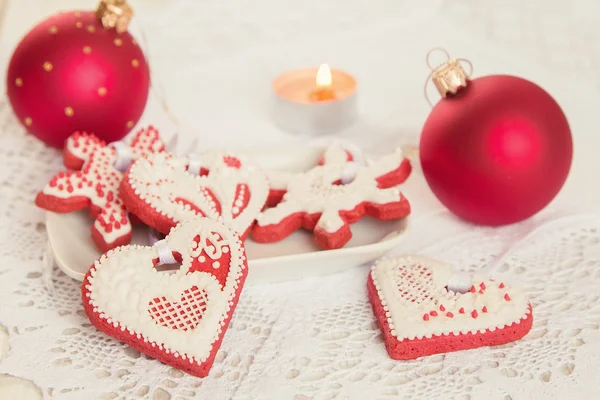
272 66 358 135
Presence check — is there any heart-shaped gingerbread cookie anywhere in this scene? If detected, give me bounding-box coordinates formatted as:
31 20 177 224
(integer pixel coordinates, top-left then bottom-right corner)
120 152 269 240
368 256 533 359
82 217 248 377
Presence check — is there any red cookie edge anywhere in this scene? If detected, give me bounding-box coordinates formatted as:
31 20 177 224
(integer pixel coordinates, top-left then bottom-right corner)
120 170 176 235
253 196 411 250
63 147 85 170
120 169 254 240
91 227 133 253
376 158 412 188
266 189 286 208
81 246 249 378
367 274 533 360
36 192 132 252
35 191 90 214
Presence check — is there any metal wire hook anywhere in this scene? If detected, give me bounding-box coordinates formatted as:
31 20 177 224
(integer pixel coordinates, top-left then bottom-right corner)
423 49 474 108
425 48 451 70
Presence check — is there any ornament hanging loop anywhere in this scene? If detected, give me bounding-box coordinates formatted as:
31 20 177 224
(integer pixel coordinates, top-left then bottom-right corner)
424 48 474 108
425 48 451 70
97 0 133 33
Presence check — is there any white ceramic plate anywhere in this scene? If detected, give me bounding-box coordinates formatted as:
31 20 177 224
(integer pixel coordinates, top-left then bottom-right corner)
46 146 409 285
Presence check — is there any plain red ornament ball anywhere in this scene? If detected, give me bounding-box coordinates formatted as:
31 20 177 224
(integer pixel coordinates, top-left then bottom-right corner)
6 10 150 148
420 75 572 226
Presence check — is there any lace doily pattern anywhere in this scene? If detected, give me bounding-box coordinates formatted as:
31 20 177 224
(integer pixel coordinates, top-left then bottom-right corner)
2 0 600 396
2 137 600 400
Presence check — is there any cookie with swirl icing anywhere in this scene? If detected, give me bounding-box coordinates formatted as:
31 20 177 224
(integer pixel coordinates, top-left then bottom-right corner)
120 152 269 240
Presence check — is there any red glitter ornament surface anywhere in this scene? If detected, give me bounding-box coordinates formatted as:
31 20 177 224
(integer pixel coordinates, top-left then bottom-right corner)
420 75 572 226
6 10 150 148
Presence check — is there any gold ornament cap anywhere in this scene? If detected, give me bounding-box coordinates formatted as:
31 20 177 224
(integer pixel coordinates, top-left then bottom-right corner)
424 49 474 106
97 0 133 33
431 60 469 98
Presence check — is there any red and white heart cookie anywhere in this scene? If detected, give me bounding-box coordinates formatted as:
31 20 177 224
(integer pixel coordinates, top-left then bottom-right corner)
368 256 533 360
82 217 248 377
120 152 269 240
252 148 411 249
35 127 164 251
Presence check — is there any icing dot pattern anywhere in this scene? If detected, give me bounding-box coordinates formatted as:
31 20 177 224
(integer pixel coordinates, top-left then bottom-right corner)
83 217 249 375
370 256 531 341
36 126 164 251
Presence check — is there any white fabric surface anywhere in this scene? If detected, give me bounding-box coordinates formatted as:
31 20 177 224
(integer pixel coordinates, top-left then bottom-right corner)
1 0 600 399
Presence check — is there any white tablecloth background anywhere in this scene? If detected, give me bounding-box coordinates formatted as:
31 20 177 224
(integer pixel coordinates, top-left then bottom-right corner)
1 0 600 399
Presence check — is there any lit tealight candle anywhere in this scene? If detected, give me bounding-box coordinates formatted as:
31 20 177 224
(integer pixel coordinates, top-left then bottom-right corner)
272 64 357 134
310 64 337 102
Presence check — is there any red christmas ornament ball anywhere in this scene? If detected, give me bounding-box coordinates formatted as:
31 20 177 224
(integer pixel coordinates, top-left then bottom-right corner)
6 10 150 148
420 75 572 226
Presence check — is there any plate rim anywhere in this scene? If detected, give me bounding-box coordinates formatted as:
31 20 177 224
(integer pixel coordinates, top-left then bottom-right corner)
44 143 412 283
46 212 410 282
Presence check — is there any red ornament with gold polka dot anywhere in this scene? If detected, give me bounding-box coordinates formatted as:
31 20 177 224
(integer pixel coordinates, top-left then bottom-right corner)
6 0 150 148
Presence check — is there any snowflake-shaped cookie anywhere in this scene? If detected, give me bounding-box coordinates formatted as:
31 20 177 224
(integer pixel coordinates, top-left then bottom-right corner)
253 148 411 249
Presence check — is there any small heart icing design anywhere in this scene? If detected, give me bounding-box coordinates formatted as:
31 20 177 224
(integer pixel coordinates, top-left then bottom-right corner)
35 127 164 251
253 148 411 249
82 217 248 377
120 152 269 240
148 286 209 331
368 256 533 360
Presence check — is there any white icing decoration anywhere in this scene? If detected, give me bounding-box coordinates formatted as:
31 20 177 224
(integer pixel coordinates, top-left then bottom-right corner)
322 140 364 165
264 141 360 192
265 171 295 191
86 217 246 364
126 152 269 236
40 127 164 247
256 148 407 234
370 256 530 340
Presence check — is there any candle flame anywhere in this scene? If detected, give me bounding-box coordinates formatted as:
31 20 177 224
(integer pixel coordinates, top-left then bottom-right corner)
316 64 332 88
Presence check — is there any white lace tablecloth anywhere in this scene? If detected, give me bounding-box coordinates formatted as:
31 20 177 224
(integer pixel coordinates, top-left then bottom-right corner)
1 0 600 399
